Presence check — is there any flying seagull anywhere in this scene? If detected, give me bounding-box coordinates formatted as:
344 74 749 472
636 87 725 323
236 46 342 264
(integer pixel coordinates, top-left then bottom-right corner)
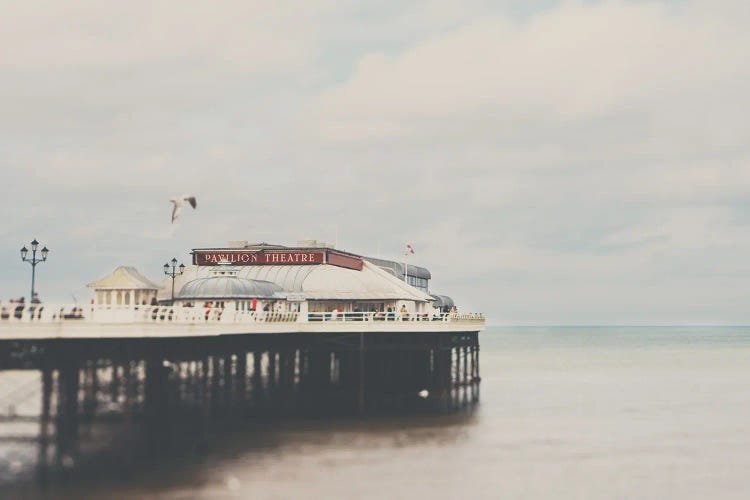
170 196 197 223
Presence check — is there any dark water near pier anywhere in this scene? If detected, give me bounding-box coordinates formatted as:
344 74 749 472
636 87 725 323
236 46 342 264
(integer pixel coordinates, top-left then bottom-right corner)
3 326 750 499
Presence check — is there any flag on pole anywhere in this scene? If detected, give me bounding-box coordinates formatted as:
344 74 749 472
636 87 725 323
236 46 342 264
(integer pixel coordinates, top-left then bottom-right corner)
405 243 415 254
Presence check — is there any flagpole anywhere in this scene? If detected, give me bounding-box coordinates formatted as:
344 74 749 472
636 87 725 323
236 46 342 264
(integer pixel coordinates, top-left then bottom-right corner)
404 244 413 286
404 252 409 285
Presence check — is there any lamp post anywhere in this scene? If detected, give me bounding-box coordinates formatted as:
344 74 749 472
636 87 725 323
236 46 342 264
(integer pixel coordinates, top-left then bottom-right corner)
20 239 49 303
164 258 185 303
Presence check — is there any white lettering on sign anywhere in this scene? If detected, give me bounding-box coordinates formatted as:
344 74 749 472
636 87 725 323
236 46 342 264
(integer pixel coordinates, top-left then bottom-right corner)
195 251 324 266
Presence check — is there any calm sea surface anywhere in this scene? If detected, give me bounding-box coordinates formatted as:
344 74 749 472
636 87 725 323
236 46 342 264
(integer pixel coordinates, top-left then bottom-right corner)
3 326 750 499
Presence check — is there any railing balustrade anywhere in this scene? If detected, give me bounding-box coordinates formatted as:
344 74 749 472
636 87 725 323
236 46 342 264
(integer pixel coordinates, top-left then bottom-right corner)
306 311 484 322
0 303 484 326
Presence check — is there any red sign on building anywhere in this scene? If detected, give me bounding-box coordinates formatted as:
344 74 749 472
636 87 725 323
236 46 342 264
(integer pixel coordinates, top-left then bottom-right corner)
192 248 365 271
194 250 325 266
193 250 324 266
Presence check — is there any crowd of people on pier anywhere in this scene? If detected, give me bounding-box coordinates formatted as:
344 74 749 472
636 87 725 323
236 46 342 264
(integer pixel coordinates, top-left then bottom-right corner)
1 294 43 320
1 296 87 321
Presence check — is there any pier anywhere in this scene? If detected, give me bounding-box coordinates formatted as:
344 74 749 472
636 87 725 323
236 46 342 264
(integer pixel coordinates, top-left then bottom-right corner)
0 305 483 478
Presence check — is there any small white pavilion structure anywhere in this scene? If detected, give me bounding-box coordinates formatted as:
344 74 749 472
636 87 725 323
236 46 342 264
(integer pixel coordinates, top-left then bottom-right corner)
88 266 160 307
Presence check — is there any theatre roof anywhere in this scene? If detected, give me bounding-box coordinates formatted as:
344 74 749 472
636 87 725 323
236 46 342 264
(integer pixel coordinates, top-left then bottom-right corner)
88 266 159 290
364 256 432 280
161 261 433 302
177 276 282 300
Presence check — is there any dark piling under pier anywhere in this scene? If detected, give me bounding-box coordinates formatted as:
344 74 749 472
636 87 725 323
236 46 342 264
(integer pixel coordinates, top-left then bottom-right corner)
0 331 480 479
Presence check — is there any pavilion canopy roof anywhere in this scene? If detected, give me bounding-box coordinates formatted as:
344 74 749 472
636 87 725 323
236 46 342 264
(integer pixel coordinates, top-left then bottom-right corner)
87 266 159 291
159 261 433 302
177 276 282 300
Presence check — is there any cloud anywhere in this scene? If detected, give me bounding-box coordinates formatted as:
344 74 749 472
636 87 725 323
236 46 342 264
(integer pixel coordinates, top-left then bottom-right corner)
312 1 749 148
0 1 321 72
307 1 750 324
2 1 750 324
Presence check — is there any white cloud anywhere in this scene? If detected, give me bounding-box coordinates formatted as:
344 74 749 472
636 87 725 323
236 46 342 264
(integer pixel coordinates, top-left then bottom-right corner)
0 1 321 73
2 1 750 324
312 1 749 148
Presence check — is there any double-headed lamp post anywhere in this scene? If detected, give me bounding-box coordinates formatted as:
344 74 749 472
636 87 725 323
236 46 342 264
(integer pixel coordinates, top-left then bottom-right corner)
20 239 49 303
164 258 185 303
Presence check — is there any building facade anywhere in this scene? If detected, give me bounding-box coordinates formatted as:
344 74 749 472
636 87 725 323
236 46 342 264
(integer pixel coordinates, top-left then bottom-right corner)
159 243 442 317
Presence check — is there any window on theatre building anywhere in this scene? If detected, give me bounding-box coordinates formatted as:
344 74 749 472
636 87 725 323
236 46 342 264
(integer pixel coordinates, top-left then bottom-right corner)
407 276 429 292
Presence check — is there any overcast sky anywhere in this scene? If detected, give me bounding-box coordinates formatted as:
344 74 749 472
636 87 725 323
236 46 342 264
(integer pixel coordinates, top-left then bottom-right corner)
2 0 749 324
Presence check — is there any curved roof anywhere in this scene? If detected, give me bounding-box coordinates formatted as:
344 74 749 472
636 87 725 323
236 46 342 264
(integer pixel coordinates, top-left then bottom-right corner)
364 257 432 280
176 276 282 300
163 261 433 302
88 266 159 290
430 294 455 309
239 261 432 301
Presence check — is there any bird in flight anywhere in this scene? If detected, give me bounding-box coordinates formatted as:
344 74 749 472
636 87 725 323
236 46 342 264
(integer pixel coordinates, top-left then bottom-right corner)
170 196 197 223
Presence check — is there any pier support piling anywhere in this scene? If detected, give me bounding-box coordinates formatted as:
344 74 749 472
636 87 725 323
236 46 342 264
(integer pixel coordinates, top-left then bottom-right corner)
1 329 482 475
55 361 80 468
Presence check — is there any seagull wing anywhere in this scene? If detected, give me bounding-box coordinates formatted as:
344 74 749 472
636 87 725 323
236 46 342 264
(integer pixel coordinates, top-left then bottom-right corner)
170 199 183 223
185 196 197 209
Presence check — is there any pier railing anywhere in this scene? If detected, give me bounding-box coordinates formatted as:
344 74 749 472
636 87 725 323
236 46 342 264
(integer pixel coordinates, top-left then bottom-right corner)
0 303 484 326
305 311 484 323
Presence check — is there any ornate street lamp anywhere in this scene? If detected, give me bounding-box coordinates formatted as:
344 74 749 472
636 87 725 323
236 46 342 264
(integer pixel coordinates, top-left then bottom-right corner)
20 238 49 303
164 257 185 303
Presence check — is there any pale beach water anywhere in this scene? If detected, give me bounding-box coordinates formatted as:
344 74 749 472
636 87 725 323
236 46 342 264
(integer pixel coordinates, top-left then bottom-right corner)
2 326 750 499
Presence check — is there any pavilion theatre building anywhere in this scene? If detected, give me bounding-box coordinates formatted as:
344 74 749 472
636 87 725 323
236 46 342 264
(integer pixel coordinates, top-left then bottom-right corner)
158 242 455 317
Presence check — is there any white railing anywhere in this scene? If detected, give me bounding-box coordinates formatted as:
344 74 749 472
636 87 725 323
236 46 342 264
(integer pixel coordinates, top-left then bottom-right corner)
0 303 484 326
306 312 484 323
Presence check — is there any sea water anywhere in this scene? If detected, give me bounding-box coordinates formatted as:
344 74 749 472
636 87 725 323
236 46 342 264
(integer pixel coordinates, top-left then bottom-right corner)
2 326 750 499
